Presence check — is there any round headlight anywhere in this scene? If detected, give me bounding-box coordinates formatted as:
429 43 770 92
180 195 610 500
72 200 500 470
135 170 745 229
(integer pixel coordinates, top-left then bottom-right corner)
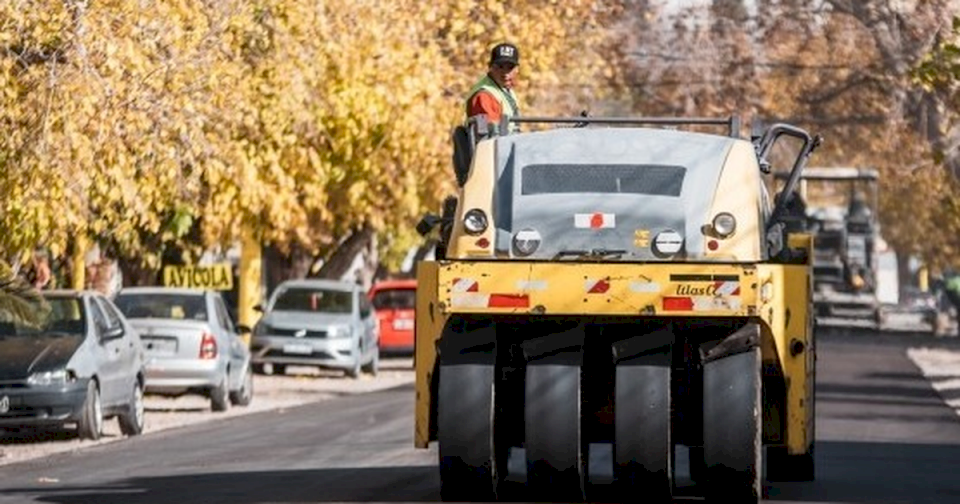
712 212 737 237
513 229 542 256
653 230 684 256
463 209 488 235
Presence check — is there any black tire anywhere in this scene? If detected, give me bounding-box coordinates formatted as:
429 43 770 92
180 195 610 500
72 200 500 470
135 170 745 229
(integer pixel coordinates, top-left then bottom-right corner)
525 357 585 502
703 347 762 503
362 347 379 376
615 350 672 501
438 362 497 502
229 365 254 406
118 380 145 436
271 364 287 376
689 446 706 484
77 380 103 441
210 374 230 412
346 353 361 379
251 363 266 375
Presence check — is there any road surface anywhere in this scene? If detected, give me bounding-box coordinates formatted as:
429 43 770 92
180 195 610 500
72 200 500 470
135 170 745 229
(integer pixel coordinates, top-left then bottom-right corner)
1 333 960 503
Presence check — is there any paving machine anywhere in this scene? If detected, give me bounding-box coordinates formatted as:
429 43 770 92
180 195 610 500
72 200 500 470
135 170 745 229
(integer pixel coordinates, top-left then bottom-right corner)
415 114 821 502
773 167 882 329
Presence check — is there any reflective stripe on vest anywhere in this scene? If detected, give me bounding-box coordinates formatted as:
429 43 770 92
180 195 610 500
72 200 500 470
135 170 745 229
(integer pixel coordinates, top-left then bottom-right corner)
465 75 519 132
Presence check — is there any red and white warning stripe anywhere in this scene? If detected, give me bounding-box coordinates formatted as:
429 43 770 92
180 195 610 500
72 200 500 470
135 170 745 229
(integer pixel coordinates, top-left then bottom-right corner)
575 212 616 229
663 296 742 312
451 293 530 309
693 296 741 311
714 280 740 296
584 278 610 294
451 277 479 293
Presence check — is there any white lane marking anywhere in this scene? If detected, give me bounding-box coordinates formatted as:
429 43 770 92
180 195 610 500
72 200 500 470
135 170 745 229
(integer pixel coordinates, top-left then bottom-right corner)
907 347 960 415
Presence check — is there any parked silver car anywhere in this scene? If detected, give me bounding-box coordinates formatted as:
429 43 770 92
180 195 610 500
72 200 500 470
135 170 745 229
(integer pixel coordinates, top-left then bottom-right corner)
251 279 379 378
113 287 253 412
0 290 145 440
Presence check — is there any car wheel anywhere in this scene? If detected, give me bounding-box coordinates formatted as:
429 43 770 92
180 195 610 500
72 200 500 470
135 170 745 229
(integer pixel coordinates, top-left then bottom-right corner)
346 354 362 379
118 380 145 436
272 364 287 376
251 363 266 375
929 312 941 336
362 347 379 377
229 365 254 407
210 374 230 412
77 380 103 441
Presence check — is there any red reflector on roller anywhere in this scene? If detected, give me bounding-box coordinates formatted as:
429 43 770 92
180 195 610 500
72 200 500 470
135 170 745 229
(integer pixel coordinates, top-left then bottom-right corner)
663 297 694 311
488 294 530 308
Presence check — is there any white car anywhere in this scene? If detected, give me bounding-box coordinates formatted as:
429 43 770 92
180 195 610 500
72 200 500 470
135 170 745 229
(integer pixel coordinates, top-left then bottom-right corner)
250 279 379 378
113 288 254 412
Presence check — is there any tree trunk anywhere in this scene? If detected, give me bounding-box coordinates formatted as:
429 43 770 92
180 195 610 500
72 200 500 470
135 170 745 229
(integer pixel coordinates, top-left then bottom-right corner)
118 257 160 287
313 224 378 291
262 242 315 297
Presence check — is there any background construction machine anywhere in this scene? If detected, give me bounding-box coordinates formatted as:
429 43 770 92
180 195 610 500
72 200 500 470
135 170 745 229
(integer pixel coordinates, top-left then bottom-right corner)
773 167 884 329
415 115 821 503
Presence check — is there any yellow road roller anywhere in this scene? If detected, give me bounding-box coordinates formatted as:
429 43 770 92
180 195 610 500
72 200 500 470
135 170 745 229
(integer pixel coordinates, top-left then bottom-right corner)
414 115 821 502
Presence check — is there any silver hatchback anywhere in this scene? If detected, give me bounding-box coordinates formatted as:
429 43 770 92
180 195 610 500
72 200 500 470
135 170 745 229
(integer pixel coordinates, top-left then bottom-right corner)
251 279 379 378
113 288 254 412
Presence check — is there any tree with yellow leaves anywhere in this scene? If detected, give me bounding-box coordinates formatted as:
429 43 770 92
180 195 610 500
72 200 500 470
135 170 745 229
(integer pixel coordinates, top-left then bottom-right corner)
1 0 628 287
618 0 960 271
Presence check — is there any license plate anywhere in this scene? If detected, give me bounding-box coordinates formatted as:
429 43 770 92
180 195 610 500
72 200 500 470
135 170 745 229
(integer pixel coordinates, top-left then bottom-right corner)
144 338 177 355
0 395 9 414
392 318 414 330
283 343 314 355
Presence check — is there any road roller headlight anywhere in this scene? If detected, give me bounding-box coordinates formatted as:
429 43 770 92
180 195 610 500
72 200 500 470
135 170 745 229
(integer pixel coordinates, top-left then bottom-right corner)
712 212 737 237
513 229 542 256
653 230 684 256
463 209 488 235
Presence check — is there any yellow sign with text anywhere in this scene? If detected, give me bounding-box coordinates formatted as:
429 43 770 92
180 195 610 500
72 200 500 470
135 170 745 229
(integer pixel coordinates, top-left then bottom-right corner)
163 264 234 290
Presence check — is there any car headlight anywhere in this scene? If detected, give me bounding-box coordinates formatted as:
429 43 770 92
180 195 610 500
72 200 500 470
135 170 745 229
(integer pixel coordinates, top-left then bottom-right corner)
327 325 353 339
28 369 73 387
712 212 737 237
463 209 489 235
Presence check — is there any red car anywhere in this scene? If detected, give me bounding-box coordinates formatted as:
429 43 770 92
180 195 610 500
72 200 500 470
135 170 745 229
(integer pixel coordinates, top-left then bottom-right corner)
368 279 416 354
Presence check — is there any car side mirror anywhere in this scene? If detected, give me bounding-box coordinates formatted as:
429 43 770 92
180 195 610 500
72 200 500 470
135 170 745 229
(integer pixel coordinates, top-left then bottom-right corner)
236 324 252 335
101 326 124 341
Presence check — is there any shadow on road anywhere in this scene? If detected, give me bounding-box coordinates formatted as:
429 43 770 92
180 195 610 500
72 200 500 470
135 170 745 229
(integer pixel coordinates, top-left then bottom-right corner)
6 440 960 504
768 440 960 503
0 427 81 444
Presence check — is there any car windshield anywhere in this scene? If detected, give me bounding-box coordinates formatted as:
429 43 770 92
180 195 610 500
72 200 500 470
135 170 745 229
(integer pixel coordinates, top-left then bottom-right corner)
114 293 208 321
0 297 85 337
372 288 416 310
272 287 353 314
522 164 686 196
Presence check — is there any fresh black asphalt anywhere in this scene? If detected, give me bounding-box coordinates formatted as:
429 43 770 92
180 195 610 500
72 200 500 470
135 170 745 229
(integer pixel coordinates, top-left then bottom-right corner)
2 332 960 503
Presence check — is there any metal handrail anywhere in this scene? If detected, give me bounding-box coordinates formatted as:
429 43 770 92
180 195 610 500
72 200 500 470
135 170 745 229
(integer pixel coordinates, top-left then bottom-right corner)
507 115 742 137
